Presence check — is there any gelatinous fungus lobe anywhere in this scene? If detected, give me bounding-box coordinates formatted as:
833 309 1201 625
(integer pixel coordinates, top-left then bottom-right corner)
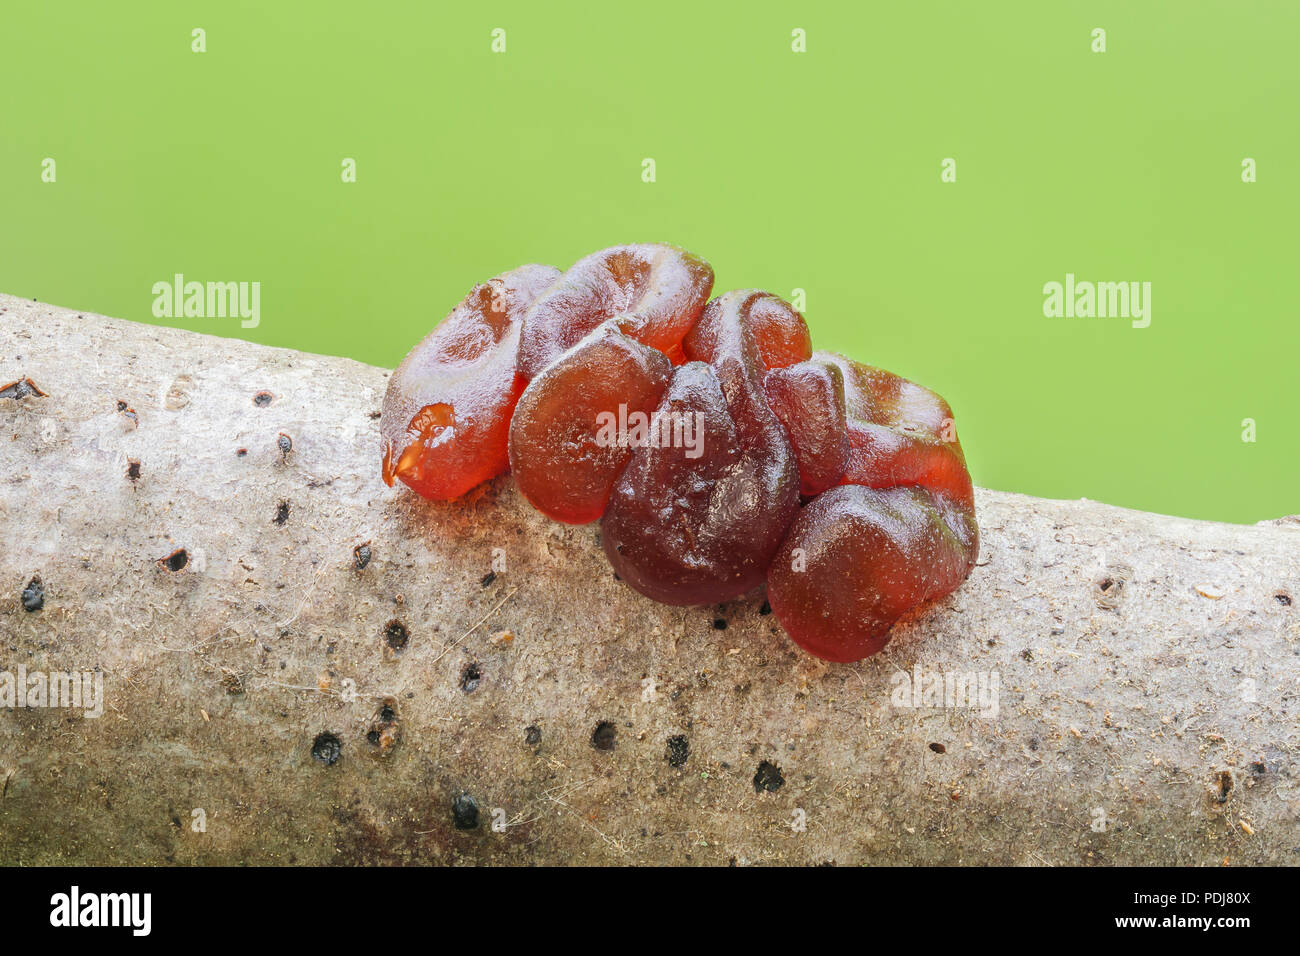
764 359 849 497
767 353 978 662
683 290 811 371
821 351 974 506
380 263 560 500
515 244 713 381
693 291 845 496
509 324 673 524
602 296 800 606
768 485 978 662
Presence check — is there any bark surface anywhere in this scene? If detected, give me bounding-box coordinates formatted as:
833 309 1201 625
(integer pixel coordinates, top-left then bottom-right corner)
1 295 1297 865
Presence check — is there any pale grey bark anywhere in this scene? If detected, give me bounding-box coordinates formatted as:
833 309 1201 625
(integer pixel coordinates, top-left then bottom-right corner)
1 294 1297 865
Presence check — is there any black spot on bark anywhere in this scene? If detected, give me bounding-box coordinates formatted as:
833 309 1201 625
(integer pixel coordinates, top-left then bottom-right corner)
452 793 479 830
1276 592 1292 607
274 501 290 525
126 459 141 481
1094 564 1132 610
712 618 727 630
1 378 46 400
591 721 617 751
929 742 946 754
524 725 542 746
460 663 482 693
753 761 784 793
480 571 496 587
1215 770 1234 804
667 734 690 767
383 619 408 650
353 542 372 570
311 732 342 766
21 576 44 612
160 549 189 572
759 599 772 615
253 390 274 407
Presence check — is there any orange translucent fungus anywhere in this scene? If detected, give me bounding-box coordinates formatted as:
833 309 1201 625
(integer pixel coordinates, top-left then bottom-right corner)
379 245 979 664
683 290 812 371
767 484 978 662
515 243 713 382
763 359 850 497
601 294 800 605
379 263 559 500
766 353 978 662
509 323 673 524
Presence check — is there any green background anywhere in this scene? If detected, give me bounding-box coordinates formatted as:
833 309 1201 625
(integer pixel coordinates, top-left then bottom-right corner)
2 1 1295 523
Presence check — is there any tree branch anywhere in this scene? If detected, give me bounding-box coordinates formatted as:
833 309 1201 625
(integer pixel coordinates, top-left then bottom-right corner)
1 295 1297 864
